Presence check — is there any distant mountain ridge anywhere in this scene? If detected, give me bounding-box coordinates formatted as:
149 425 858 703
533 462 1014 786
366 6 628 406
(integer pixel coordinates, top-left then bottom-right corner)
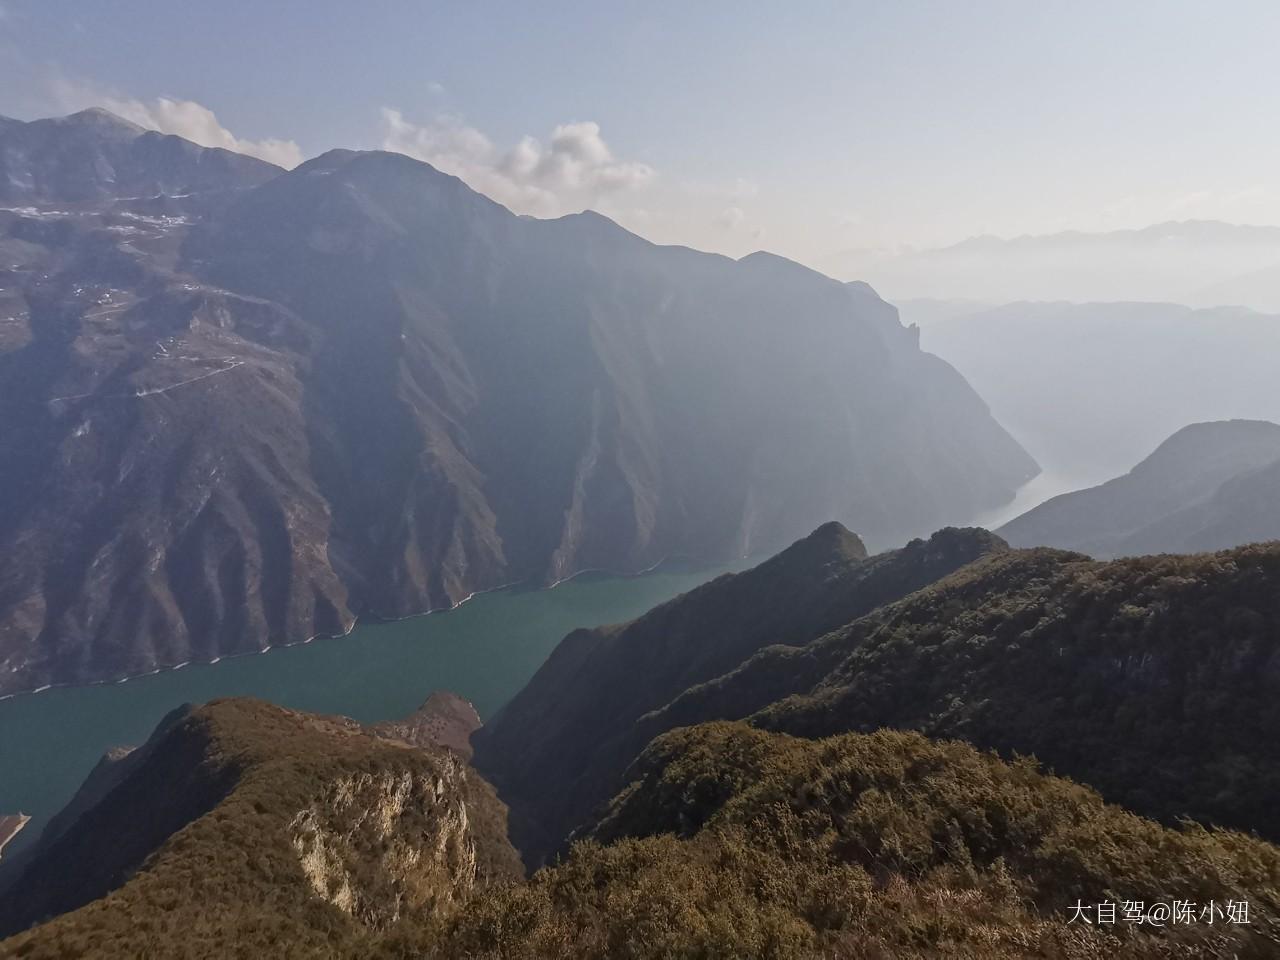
945 219 1280 250
827 219 1280 308
909 300 1280 484
0 111 1035 696
999 419 1280 556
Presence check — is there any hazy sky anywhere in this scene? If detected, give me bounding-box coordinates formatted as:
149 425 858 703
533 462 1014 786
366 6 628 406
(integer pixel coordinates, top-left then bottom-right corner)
4 0 1280 270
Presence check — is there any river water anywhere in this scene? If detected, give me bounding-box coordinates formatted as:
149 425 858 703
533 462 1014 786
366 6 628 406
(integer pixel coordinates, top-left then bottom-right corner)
0 560 746 858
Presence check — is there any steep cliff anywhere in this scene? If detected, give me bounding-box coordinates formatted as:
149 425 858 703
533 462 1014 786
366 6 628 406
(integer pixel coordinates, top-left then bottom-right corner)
0 699 520 954
0 111 1036 696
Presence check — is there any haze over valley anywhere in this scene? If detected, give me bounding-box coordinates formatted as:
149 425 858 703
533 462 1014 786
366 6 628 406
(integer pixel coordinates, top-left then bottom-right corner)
910 300 1280 490
830 221 1280 311
2 4 1280 957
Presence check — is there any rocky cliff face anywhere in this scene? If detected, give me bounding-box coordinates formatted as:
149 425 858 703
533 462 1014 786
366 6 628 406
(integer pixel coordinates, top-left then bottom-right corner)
0 817 27 862
289 763 476 929
10 705 1280 959
0 699 521 950
0 111 1036 696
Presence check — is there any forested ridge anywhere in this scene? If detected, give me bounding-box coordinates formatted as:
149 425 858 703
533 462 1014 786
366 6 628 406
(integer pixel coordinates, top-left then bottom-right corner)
5 528 1280 958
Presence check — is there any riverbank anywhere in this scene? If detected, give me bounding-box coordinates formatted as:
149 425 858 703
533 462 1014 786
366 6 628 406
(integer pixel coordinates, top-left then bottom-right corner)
0 815 29 860
0 556 751 861
0 554 732 703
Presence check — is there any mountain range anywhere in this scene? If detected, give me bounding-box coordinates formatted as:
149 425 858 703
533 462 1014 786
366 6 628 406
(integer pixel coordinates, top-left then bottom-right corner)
4 523 1279 957
476 522 1280 868
827 220 1280 309
0 107 280 207
999 419 1280 556
0 109 1036 697
5 106 1279 959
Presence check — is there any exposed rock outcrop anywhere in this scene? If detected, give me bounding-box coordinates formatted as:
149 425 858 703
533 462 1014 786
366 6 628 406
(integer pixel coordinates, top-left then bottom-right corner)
289 764 476 928
0 699 520 950
369 691 482 760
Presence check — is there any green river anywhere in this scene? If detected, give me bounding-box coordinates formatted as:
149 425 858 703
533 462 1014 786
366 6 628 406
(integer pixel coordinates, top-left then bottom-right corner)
0 560 746 858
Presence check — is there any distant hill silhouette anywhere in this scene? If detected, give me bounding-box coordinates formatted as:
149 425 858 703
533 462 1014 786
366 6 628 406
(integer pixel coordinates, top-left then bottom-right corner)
828 220 1280 308
999 419 1280 556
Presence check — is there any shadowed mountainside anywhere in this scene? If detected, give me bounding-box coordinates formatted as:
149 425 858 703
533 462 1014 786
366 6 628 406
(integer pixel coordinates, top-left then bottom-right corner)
478 524 1280 863
0 111 1036 696
472 523 1010 865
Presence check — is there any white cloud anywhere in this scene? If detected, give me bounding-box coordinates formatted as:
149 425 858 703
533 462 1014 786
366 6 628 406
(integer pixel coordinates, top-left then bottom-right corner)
102 96 303 169
380 108 654 217
49 75 303 168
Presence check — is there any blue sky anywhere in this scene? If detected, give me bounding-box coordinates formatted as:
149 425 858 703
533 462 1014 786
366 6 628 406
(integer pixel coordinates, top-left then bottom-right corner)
3 1 1279 271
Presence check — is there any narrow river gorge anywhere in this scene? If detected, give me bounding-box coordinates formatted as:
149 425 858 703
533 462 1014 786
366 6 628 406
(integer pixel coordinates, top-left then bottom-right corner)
0 559 748 859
